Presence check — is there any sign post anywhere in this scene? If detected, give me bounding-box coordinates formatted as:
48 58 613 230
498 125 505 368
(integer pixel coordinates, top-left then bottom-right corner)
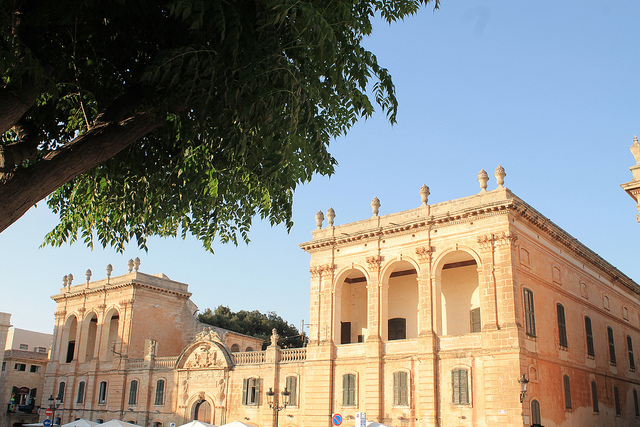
355 412 366 427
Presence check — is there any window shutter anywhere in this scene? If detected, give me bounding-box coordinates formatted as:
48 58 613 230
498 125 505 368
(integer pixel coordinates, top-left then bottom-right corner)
591 381 599 412
393 372 400 405
557 304 567 348
459 370 469 404
563 375 571 409
452 370 460 404
585 317 595 357
628 335 635 371
242 379 248 405
608 327 617 364
470 308 481 333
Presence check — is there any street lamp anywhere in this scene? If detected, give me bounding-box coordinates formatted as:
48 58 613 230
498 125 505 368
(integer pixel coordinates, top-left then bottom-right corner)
518 374 529 403
47 395 62 424
266 387 290 427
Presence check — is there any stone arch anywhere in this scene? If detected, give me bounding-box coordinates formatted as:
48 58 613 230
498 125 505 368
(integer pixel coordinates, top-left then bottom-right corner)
380 259 419 341
187 392 217 424
433 248 482 336
80 311 99 362
176 330 233 370
101 307 120 360
61 315 78 363
334 266 370 344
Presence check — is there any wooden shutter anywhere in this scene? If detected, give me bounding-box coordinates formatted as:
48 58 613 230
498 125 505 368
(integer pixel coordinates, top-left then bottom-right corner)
341 322 351 344
242 379 248 405
608 327 617 364
524 289 536 336
563 375 571 409
628 335 636 371
557 304 567 348
585 317 595 357
470 308 481 333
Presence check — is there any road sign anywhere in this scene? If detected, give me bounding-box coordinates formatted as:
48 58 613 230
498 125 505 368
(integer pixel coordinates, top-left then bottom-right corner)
170 423 175 427
43 419 52 427
332 413 342 426
44 408 53 416
355 412 366 427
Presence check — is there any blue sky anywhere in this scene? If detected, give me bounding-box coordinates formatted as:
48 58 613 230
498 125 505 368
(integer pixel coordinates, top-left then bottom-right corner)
1 1 639 335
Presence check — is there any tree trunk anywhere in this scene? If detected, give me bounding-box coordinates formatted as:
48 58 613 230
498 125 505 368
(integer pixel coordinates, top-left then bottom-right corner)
0 113 163 233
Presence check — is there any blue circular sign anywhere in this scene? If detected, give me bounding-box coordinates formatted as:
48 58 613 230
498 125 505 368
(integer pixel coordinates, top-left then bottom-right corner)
43 419 52 427
332 413 342 426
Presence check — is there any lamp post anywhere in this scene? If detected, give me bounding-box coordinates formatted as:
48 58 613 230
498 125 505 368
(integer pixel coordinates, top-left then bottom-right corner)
518 374 529 403
47 395 62 425
266 387 290 427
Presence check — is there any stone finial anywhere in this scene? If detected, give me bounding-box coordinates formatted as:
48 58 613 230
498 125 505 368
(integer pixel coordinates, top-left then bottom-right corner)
419 185 430 205
270 328 279 346
85 269 92 284
67 273 73 286
631 135 640 166
106 264 113 278
134 257 141 271
62 275 68 287
478 169 489 191
315 210 324 229
326 208 335 226
494 165 506 187
371 197 381 216
127 259 134 272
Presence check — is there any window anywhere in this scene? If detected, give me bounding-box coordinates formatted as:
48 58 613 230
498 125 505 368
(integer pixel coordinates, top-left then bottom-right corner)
451 368 469 405
76 381 85 404
388 318 406 340
585 316 595 357
634 389 639 417
628 335 636 371
393 371 409 406
230 344 240 353
30 365 40 373
57 382 66 401
557 304 568 348
14 363 26 371
154 379 165 405
1 362 5 371
242 378 260 406
470 307 481 333
591 381 599 413
285 376 298 406
98 381 107 404
524 288 536 337
19 344 28 350
563 375 572 410
128 380 138 405
608 326 617 365
342 374 356 406
37 347 47 353
531 399 541 426
614 386 621 416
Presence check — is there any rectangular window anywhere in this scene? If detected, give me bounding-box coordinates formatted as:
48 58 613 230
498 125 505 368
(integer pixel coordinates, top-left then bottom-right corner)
128 380 138 405
30 365 40 373
57 382 66 401
524 288 536 337
1 362 5 371
628 335 636 371
633 389 639 417
614 386 621 416
470 307 481 333
98 381 107 404
154 380 165 405
36 347 47 353
341 322 351 344
452 368 469 405
585 316 595 357
591 381 599 413
393 371 409 406
242 378 260 406
342 374 356 406
388 318 407 340
557 303 568 348
608 327 617 365
76 381 85 404
14 363 26 371
19 344 28 350
285 376 297 407
563 375 572 410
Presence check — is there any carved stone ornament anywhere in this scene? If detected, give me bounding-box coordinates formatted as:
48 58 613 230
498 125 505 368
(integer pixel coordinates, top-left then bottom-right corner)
415 246 434 261
327 207 336 226
494 165 506 187
477 169 489 191
366 255 382 271
371 197 381 216
195 328 224 344
185 343 225 369
477 231 517 249
127 259 135 272
315 210 324 229
631 135 640 166
419 185 430 205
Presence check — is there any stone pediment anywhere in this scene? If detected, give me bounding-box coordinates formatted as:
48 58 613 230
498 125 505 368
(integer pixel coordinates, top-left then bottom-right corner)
176 328 234 369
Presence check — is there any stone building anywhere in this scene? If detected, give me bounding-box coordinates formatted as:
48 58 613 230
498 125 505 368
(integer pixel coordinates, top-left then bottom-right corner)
42 168 640 427
1 326 52 427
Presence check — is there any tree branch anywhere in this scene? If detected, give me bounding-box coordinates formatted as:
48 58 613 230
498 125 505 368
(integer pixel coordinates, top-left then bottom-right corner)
0 78 42 135
0 112 163 233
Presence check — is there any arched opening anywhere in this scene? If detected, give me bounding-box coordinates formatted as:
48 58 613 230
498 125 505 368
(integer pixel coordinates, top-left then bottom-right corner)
83 312 98 361
336 269 368 344
531 399 541 426
194 399 212 422
384 261 418 341
63 316 78 363
438 251 480 335
102 309 120 361
230 344 240 353
245 347 254 352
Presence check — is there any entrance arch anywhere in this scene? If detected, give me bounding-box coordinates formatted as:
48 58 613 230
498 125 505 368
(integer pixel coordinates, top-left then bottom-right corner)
193 399 212 422
334 268 369 344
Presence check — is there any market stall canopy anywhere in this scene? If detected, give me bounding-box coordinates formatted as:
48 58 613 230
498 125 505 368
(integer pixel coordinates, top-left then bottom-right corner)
219 421 254 427
99 420 142 427
178 421 218 427
61 419 99 427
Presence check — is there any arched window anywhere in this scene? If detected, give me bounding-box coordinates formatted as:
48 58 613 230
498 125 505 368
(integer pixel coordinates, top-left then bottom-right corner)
83 313 98 361
154 379 165 405
245 347 254 352
57 382 66 401
98 381 107 404
342 374 356 406
63 316 77 363
76 381 85 404
285 376 298 406
242 378 260 405
128 380 138 405
531 399 541 426
393 371 409 406
230 344 240 352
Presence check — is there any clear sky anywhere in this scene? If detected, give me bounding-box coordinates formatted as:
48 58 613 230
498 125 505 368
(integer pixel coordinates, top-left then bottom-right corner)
1 1 639 335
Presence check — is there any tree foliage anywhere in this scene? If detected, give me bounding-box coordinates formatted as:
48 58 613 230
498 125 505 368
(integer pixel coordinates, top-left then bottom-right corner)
198 305 304 349
0 0 438 251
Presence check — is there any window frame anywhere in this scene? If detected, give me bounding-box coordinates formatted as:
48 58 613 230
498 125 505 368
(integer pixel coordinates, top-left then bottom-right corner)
14 363 26 371
531 399 541 426
523 288 536 337
154 379 165 406
591 381 599 413
584 316 595 358
556 303 568 348
388 318 407 341
285 375 298 407
76 381 85 404
30 365 40 373
57 382 66 401
563 375 572 410
451 368 470 405
607 326 617 365
633 389 639 417
342 373 356 407
98 381 107 404
614 386 621 416
128 380 139 405
393 371 409 407
627 335 636 372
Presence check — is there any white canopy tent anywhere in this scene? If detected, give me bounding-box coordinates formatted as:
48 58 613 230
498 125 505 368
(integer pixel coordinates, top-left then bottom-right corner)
61 419 99 427
219 421 254 427
98 421 142 427
178 421 218 427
